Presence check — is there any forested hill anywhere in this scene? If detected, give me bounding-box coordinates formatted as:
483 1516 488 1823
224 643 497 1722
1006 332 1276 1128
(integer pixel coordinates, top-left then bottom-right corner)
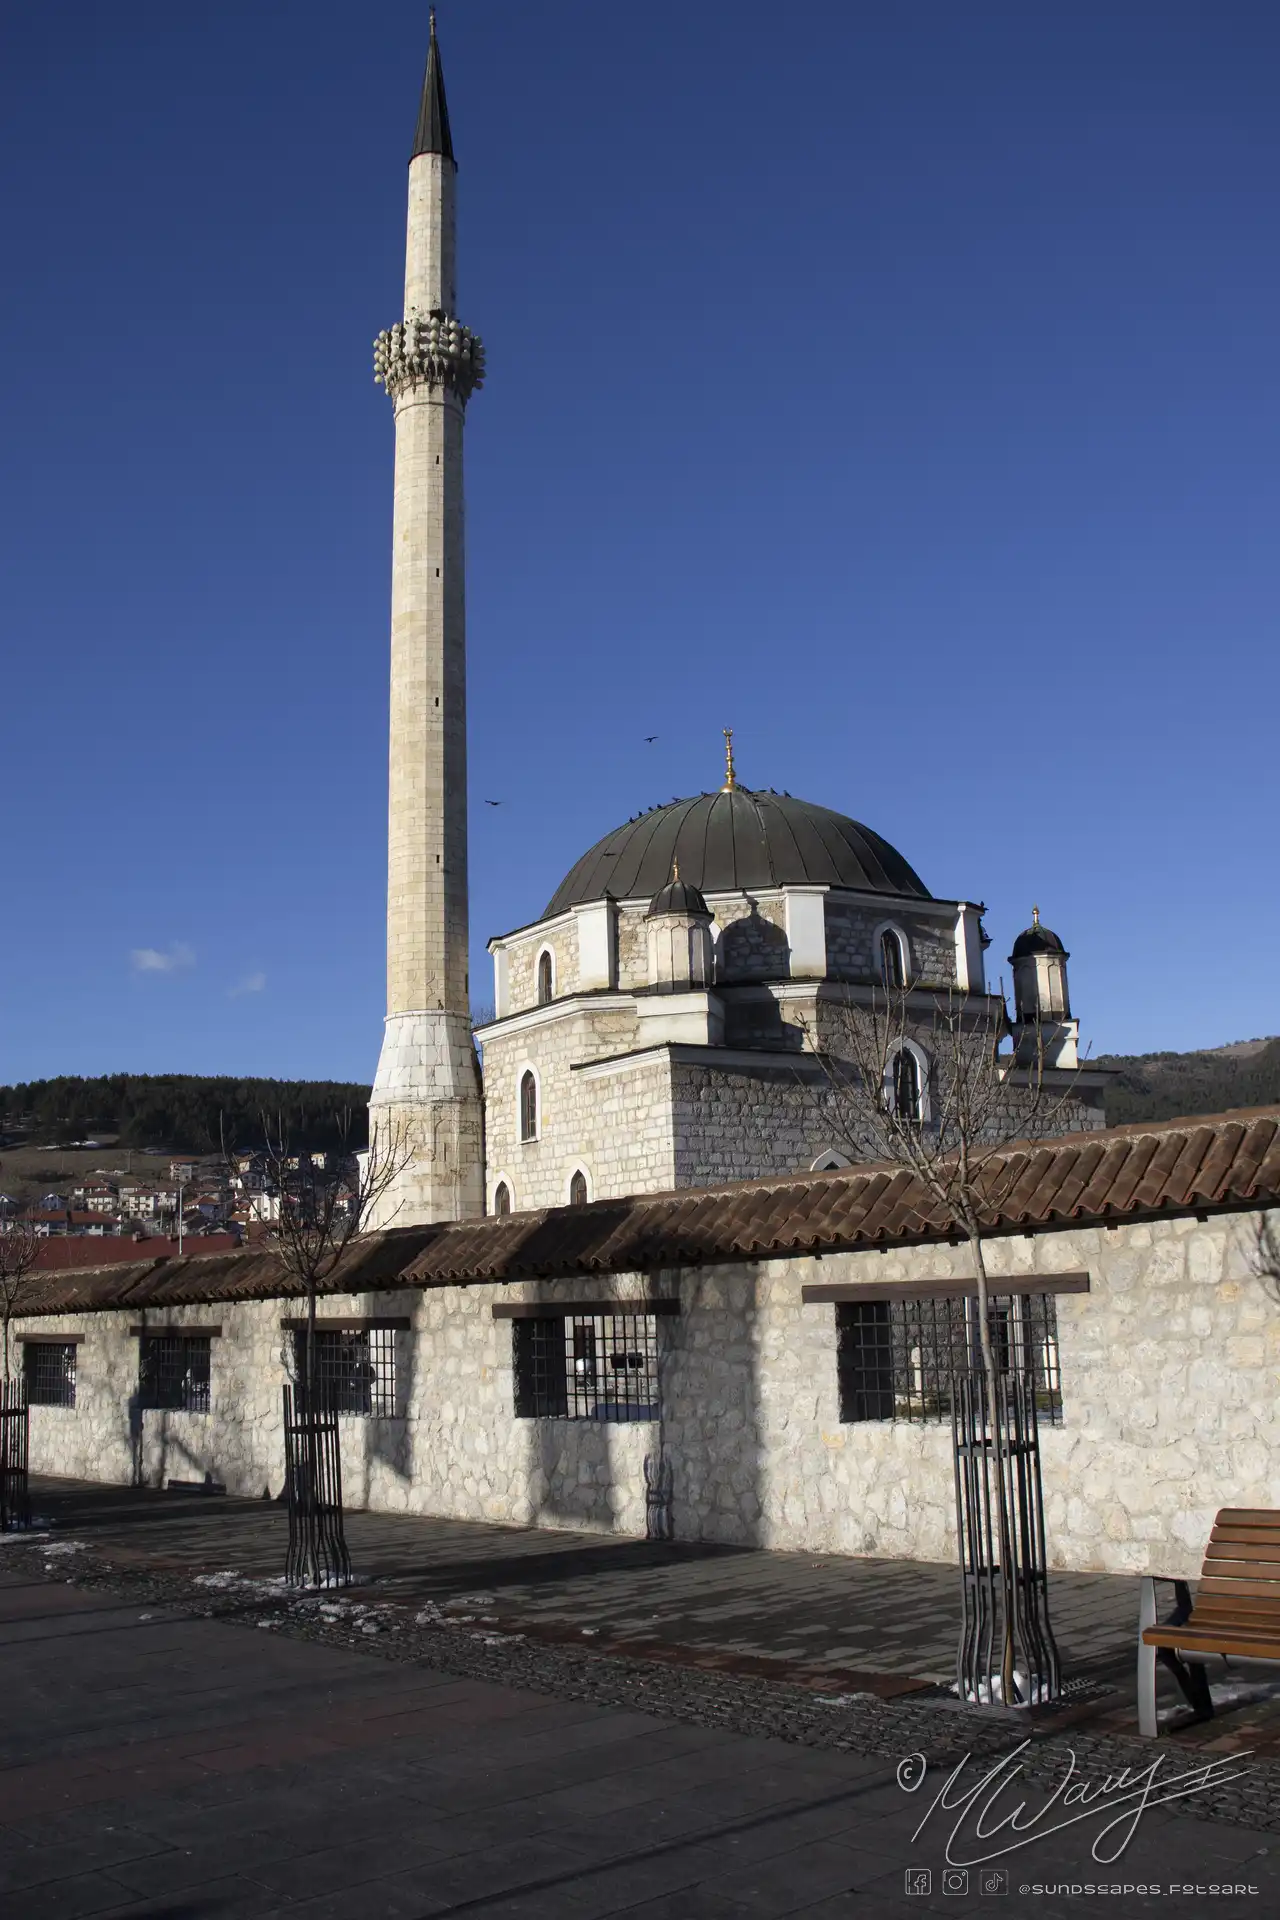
1094 1037 1280 1127
4 1043 1279 1153
0 1076 373 1152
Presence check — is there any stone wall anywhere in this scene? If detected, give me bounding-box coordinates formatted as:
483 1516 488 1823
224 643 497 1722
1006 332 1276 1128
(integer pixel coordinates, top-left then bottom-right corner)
20 1205 1278 1578
713 896 790 983
825 902 956 988
482 1007 671 1209
670 1061 851 1184
503 918 578 1014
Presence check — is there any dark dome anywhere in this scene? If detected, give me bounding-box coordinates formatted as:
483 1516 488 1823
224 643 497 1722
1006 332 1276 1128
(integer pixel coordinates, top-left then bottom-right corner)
546 788 930 916
1010 922 1067 960
646 876 711 919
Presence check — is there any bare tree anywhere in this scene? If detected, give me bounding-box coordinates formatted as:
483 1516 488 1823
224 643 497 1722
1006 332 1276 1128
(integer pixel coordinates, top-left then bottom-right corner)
797 982 1084 1701
0 1217 40 1382
222 1108 414 1401
220 1109 415 1585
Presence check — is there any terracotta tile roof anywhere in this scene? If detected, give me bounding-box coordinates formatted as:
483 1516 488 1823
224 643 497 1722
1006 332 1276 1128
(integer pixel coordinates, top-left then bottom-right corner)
13 1108 1280 1318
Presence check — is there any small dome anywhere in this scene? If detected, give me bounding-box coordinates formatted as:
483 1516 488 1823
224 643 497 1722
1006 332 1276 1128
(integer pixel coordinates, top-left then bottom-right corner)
1010 919 1068 961
546 787 929 916
646 876 711 919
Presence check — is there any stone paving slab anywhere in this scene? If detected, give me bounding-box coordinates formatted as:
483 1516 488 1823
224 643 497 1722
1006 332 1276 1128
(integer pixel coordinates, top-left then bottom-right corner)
2 1562 1276 1920
28 1476 1142 1692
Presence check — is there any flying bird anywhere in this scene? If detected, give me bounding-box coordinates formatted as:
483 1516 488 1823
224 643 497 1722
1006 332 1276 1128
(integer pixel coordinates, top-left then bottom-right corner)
644 735 659 744
484 799 504 807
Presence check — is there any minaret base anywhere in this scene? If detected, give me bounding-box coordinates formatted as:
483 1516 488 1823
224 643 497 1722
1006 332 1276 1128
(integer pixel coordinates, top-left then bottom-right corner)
366 1010 484 1229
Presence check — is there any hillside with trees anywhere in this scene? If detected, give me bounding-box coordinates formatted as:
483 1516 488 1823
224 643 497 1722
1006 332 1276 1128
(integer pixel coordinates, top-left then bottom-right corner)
4 1041 1278 1158
0 1075 373 1153
1094 1037 1280 1127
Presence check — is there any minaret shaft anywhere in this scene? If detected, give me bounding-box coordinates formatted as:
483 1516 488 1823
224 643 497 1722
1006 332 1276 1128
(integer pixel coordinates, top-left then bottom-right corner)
405 154 455 316
368 38 485 1229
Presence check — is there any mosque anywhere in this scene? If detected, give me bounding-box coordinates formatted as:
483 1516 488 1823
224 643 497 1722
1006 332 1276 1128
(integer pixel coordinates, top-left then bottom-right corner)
22 21 1274 1586
367 18 1106 1233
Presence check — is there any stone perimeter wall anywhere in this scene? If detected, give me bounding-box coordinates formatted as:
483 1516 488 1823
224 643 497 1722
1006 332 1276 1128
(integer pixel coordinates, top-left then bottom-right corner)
20 1205 1278 1579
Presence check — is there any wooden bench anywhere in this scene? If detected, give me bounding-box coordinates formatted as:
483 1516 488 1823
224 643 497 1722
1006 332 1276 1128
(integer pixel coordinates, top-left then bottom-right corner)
1138 1508 1280 1736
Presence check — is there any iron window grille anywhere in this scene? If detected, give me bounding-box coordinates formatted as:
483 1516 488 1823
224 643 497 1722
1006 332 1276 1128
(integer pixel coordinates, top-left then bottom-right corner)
138 1334 212 1413
23 1342 76 1409
837 1292 1063 1426
293 1328 397 1417
514 1312 661 1422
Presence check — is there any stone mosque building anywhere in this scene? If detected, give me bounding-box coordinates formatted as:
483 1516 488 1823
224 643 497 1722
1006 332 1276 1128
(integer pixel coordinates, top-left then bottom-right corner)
14 23 1280 1582
365 20 1105 1234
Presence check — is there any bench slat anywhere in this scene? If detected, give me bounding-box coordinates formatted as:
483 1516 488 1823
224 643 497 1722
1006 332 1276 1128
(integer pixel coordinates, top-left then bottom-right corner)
1204 1540 1280 1565
1208 1525 1280 1546
1144 1626 1280 1657
1197 1576 1280 1600
1214 1510 1280 1526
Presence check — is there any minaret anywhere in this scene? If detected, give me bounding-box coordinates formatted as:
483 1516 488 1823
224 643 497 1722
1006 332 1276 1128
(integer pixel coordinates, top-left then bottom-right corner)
367 14 485 1228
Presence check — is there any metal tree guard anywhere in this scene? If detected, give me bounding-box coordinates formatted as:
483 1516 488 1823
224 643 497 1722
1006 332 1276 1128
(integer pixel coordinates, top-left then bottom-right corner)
0 1380 31 1532
282 1384 351 1586
952 1367 1061 1705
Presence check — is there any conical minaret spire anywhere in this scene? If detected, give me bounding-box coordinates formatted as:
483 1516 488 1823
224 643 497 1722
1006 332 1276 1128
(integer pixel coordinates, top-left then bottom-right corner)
367 16 485 1228
413 11 455 161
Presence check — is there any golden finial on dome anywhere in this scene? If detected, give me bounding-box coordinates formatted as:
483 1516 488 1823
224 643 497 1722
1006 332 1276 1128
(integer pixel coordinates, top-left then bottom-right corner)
1032 904 1040 927
722 727 737 792
672 854 680 882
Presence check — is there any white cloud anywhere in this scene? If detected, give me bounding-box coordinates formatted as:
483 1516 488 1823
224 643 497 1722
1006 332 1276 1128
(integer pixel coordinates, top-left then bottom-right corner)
131 942 196 976
229 970 267 998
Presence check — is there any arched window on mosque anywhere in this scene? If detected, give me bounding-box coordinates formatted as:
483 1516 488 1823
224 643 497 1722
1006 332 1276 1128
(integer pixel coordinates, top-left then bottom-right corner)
879 927 907 991
891 1047 923 1125
569 1170 588 1207
493 1181 512 1217
537 950 553 1005
519 1070 538 1142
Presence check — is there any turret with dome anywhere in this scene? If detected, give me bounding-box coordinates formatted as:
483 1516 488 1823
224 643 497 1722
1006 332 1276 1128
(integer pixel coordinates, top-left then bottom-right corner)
475 737 1108 1215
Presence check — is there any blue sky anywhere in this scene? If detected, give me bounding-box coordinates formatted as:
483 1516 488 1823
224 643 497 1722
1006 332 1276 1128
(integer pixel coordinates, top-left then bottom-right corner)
3 1 1277 1083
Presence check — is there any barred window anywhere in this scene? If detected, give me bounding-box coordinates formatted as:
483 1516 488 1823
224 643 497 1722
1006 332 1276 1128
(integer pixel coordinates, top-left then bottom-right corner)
139 1334 212 1413
837 1293 1062 1426
537 950 553 1005
493 1180 512 1217
24 1342 76 1409
568 1170 588 1207
513 1311 661 1422
293 1328 397 1417
891 1047 922 1123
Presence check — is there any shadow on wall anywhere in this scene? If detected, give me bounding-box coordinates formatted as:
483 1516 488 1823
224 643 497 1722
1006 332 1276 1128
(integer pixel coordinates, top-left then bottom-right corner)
668 1266 764 1548
356 1298 417 1509
529 1407 618 1535
128 1400 212 1493
719 904 790 984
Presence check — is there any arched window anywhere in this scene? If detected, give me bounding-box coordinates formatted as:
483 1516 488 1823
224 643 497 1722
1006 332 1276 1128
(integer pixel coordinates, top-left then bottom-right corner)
519 1069 538 1142
891 1046 923 1124
493 1180 511 1217
569 1169 588 1207
810 1150 851 1173
879 927 907 990
536 949 553 1005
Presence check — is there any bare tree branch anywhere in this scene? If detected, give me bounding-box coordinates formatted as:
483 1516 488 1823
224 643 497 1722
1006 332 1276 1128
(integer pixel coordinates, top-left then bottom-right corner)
0 1216 40 1382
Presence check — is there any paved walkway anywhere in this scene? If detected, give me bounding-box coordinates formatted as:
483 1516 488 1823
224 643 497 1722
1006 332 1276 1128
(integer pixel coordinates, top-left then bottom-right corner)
29 1478 1141 1695
1 1555 1276 1919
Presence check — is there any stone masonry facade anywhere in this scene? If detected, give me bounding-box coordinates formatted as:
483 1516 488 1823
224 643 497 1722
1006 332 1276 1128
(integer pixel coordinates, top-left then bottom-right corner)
18 1204 1280 1581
